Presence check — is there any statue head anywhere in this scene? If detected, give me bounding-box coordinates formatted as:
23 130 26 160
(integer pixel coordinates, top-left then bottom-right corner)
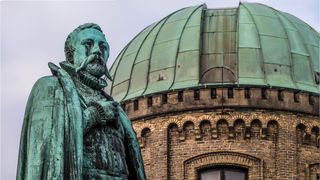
64 23 110 78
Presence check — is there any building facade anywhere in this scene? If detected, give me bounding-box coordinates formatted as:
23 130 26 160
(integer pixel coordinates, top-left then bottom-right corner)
107 3 320 180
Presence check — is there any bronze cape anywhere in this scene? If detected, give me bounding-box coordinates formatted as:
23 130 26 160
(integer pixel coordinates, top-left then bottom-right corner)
17 63 145 180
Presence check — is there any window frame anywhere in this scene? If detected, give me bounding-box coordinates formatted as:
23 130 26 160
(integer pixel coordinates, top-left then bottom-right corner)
197 166 248 180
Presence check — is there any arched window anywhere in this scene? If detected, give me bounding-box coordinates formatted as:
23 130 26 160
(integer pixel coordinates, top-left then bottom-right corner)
234 119 245 140
250 119 262 139
198 166 248 180
141 128 151 147
200 120 211 140
296 124 306 144
183 121 195 140
267 120 279 141
217 119 229 139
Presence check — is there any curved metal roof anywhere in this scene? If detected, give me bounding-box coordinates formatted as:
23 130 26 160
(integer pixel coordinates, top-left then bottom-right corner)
107 3 320 101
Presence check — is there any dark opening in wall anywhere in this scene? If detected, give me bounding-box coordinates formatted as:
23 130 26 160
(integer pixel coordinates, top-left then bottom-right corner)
162 93 168 104
133 99 139 111
261 88 267 99
147 96 153 107
278 90 284 101
294 91 300 103
194 89 200 100
227 88 233 98
211 88 217 99
244 88 250 99
178 91 184 102
309 94 315 105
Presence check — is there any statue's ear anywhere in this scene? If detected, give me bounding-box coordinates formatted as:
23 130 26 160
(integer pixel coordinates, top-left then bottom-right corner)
66 51 74 63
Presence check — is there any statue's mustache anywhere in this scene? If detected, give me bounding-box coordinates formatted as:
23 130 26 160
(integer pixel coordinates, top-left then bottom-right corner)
75 54 113 81
76 54 100 72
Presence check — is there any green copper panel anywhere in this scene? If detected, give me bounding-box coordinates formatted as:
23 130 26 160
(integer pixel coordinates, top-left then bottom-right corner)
135 21 167 63
144 5 203 96
113 53 136 84
238 5 260 48
112 25 154 89
126 60 149 98
264 64 296 88
243 3 277 18
149 40 180 71
292 54 315 85
171 51 199 89
111 80 129 101
238 48 265 84
260 36 290 65
253 16 286 38
172 12 201 89
144 68 175 95
283 13 320 73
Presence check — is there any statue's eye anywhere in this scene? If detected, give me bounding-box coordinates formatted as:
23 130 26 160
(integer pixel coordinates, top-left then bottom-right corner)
82 40 93 50
99 43 109 52
85 41 92 48
99 44 106 51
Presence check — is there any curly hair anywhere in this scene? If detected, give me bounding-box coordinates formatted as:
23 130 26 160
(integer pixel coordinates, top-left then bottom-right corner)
64 23 104 63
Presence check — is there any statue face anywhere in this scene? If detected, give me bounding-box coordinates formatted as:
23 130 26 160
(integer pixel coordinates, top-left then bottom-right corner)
72 28 109 78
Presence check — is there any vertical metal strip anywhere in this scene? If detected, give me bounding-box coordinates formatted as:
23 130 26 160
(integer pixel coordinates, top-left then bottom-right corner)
241 4 269 86
169 5 204 90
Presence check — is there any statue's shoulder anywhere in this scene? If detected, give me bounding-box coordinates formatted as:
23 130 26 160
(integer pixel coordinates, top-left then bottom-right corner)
32 75 60 93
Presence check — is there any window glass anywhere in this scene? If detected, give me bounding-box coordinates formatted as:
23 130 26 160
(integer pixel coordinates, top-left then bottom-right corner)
224 170 246 180
201 170 220 180
199 167 247 180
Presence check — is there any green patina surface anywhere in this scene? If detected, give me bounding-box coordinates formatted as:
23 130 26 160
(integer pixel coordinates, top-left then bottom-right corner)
107 3 320 102
17 23 146 180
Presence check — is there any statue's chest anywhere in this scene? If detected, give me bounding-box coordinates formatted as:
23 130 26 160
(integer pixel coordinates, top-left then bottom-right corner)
83 125 128 174
76 86 105 104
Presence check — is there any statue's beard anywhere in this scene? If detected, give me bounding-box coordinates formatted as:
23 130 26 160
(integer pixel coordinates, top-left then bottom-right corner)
85 60 107 78
76 54 107 78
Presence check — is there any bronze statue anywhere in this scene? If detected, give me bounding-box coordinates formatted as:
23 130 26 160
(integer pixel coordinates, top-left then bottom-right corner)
17 23 146 180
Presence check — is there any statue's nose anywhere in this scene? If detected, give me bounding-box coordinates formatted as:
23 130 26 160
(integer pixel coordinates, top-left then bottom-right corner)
91 43 102 56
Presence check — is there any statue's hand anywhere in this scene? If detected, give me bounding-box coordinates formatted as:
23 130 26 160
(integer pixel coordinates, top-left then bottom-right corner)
88 100 119 125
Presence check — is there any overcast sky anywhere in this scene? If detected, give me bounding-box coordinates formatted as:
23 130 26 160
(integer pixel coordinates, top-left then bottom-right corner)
1 0 319 179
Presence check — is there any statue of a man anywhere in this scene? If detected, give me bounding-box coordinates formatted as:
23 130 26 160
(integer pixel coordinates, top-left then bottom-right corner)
17 23 146 180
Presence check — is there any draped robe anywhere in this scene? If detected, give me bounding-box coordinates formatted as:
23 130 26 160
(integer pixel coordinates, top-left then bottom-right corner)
17 63 145 180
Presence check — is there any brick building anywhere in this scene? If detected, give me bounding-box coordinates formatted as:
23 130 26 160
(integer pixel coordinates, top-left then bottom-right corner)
106 3 320 180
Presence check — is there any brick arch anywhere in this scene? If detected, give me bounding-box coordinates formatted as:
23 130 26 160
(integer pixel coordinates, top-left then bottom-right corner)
136 124 154 137
198 115 214 127
267 119 281 128
183 151 262 180
246 114 261 126
182 115 197 128
230 115 248 126
234 118 246 126
305 122 319 133
141 127 151 137
165 117 182 129
213 116 232 125
265 115 280 128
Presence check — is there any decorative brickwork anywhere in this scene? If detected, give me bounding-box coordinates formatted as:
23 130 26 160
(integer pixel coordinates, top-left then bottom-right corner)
184 152 262 180
125 88 319 179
